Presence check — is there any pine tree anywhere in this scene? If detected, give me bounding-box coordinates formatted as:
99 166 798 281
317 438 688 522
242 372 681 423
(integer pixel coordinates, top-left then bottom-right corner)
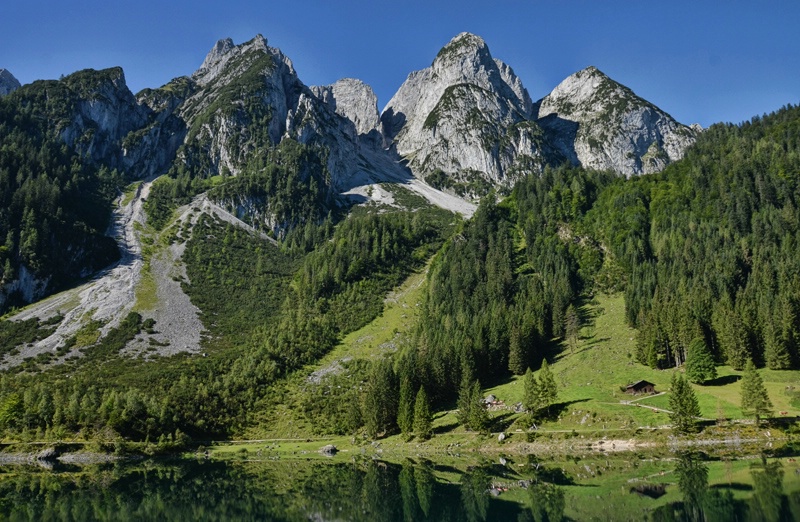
413 386 433 440
763 316 792 370
469 381 490 432
397 376 415 435
740 359 773 426
564 304 580 354
685 337 717 384
537 360 558 413
508 325 527 375
523 368 539 414
456 370 474 428
457 375 489 432
712 303 750 370
363 359 398 438
668 372 700 434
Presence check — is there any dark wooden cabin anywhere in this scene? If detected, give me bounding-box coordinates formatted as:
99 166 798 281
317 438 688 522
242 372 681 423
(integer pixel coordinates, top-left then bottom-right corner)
625 380 656 395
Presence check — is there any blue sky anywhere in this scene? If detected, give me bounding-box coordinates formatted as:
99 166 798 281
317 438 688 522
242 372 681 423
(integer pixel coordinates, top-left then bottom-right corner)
2 1 798 127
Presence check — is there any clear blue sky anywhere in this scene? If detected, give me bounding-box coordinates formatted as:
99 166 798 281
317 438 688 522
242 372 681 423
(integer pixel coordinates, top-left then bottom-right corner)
2 0 798 127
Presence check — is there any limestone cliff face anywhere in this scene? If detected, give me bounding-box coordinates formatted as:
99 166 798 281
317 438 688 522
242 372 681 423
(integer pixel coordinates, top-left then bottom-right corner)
311 78 381 136
173 35 377 191
535 66 698 176
381 33 553 191
0 69 21 96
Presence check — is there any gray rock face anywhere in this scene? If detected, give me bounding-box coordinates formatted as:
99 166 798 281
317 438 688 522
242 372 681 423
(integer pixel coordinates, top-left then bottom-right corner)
535 66 698 176
312 78 381 136
381 32 553 192
0 69 21 96
52 68 153 175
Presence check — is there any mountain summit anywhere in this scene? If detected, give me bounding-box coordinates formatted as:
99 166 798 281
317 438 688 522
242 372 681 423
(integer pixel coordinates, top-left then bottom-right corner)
535 66 699 175
381 33 552 194
0 69 21 96
380 33 697 193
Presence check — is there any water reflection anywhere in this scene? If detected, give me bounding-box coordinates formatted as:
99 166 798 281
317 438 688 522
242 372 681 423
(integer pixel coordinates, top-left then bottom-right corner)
0 452 797 521
652 452 800 522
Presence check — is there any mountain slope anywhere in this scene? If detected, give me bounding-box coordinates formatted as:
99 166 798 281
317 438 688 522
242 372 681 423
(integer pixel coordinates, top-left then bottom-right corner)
381 33 557 193
535 66 699 176
0 69 20 96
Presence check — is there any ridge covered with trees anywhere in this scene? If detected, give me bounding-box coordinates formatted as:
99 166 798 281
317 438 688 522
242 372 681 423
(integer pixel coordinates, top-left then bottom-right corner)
0 102 798 445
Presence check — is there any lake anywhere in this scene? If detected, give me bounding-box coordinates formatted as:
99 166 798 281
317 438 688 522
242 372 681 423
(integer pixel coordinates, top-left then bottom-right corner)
1 448 799 521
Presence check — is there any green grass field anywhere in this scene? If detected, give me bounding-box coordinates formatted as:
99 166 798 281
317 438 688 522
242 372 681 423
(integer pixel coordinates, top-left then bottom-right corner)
481 293 800 436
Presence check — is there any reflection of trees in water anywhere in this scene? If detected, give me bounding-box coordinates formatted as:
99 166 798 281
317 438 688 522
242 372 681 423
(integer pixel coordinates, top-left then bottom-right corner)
749 458 786 522
460 466 490 522
676 451 710 521
650 452 800 522
0 459 532 521
523 482 566 522
11 454 797 521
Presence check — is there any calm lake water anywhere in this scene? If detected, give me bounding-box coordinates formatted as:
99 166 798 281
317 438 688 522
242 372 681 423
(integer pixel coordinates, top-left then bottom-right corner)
1 450 799 521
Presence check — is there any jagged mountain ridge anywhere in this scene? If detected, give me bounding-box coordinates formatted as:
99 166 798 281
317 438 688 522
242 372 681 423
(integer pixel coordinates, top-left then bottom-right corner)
382 33 699 187
381 33 556 192
535 66 699 175
1 32 699 310
3 32 698 197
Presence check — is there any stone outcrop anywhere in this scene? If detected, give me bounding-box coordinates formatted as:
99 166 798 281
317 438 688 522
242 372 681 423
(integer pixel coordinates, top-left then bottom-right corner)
312 78 381 136
535 66 699 176
0 68 21 96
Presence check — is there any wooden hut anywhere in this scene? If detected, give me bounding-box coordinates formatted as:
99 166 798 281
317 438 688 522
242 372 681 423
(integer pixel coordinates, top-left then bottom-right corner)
625 380 656 395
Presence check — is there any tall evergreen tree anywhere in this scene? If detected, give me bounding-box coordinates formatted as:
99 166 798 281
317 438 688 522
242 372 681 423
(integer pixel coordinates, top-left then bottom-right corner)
685 337 717 384
412 386 433 440
363 359 398 438
397 375 415 435
564 304 580 354
668 372 701 434
740 359 773 425
537 360 558 413
457 375 489 432
763 317 792 370
523 368 539 415
508 325 527 375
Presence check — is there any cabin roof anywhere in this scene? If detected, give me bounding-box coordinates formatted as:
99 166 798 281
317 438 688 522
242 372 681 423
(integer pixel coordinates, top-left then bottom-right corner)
626 380 656 389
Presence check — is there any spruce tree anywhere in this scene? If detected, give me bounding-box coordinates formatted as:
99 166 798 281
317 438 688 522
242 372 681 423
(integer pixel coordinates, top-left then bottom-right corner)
413 386 433 440
468 381 490 432
508 325 527 375
685 337 717 384
456 370 474 428
397 376 415 435
740 359 773 425
458 375 489 432
537 360 558 413
363 359 398 438
564 304 580 354
668 372 700 434
523 368 539 414
763 320 792 370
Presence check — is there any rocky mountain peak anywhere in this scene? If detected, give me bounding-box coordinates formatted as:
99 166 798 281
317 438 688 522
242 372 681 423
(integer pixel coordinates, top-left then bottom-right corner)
380 32 550 193
536 65 698 176
538 66 630 120
194 34 271 86
0 68 22 96
201 38 236 69
433 32 491 67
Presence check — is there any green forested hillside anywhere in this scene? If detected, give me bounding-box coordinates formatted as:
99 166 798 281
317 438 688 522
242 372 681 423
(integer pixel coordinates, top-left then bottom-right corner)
0 82 123 311
1 103 799 447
